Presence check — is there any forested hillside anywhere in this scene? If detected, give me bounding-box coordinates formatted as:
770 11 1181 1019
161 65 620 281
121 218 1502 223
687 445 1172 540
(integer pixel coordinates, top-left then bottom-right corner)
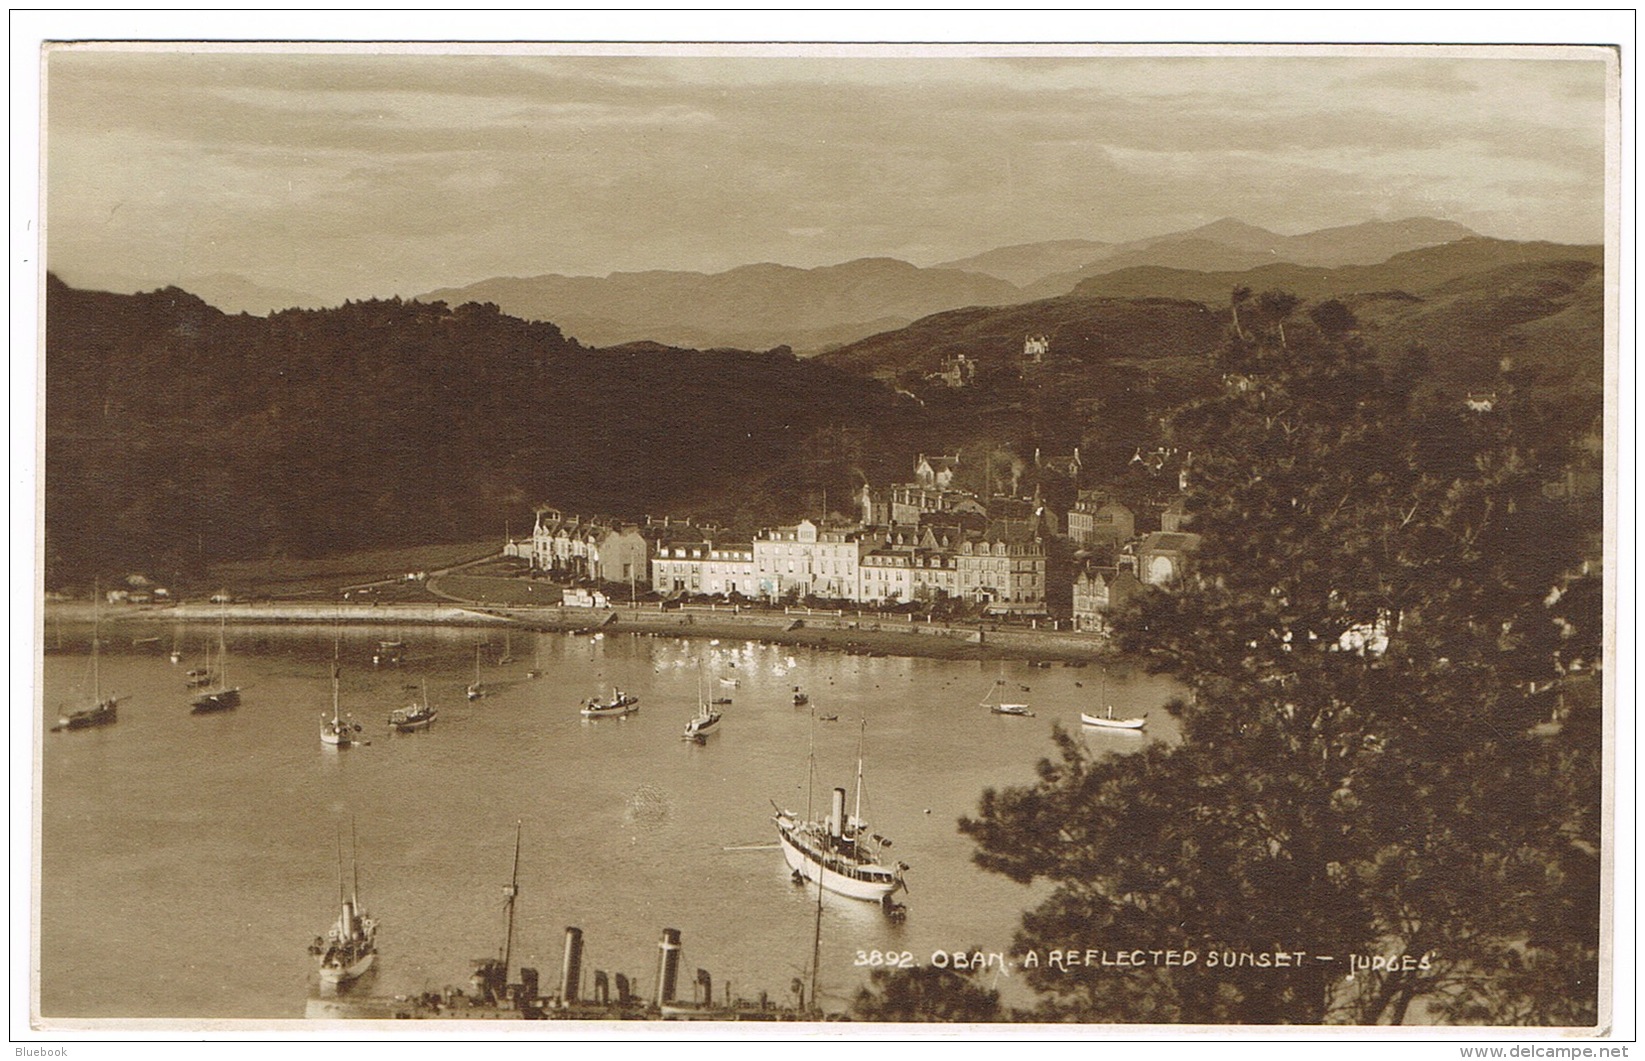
43 276 930 585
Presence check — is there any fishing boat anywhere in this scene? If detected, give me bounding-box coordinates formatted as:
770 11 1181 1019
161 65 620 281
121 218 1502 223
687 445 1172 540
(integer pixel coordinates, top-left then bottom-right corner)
683 675 722 741
711 696 733 706
772 720 906 904
388 682 437 733
466 644 485 701
52 590 123 732
1080 705 1148 730
190 611 241 713
580 687 639 718
372 640 404 667
525 642 543 679
497 632 516 665
321 658 366 747
980 669 1034 717
309 822 377 987
791 687 809 707
719 677 740 688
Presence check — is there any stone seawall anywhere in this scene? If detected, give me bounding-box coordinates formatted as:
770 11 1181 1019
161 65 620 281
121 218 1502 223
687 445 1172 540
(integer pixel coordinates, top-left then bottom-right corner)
42 601 1111 662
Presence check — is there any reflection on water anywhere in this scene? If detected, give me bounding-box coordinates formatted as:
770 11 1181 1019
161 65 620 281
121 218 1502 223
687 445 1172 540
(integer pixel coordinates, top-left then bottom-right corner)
39 622 1182 1019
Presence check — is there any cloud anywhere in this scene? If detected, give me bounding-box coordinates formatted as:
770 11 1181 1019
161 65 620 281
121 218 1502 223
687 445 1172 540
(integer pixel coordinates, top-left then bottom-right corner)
43 48 1611 299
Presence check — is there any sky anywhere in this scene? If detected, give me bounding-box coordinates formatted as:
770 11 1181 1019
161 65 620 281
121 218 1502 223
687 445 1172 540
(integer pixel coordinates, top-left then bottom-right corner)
42 43 1614 305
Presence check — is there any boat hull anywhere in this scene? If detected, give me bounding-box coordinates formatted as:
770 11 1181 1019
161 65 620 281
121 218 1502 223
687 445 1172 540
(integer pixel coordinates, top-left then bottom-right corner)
683 714 721 740
389 712 436 733
318 949 376 985
775 822 899 902
581 705 638 718
1080 712 1147 730
191 688 241 713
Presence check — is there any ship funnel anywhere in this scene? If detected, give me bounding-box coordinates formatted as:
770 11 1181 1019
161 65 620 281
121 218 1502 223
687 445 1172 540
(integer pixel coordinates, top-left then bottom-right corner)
656 928 682 1004
829 787 847 838
561 927 584 1002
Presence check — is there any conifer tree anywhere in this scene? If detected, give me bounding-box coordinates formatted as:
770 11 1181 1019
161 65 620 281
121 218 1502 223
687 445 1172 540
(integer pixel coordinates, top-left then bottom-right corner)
958 296 1602 1025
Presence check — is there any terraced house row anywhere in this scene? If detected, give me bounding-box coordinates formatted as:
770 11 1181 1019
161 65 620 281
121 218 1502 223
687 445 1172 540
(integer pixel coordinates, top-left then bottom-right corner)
508 455 1203 620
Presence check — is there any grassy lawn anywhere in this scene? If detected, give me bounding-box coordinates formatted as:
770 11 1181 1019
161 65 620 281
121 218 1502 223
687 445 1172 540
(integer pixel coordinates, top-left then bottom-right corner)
209 539 502 598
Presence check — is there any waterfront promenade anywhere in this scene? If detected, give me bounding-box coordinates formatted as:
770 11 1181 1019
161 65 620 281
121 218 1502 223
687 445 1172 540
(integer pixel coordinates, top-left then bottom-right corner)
43 598 1111 663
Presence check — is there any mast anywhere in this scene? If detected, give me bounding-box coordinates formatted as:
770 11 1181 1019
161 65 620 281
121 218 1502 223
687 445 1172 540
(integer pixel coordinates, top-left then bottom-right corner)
218 607 229 687
808 852 824 1015
851 718 866 834
90 581 101 701
350 818 361 908
500 819 522 977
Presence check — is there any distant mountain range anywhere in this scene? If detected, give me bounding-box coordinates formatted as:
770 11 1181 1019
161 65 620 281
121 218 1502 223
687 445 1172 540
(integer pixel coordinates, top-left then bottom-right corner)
817 236 1601 419
415 217 1487 354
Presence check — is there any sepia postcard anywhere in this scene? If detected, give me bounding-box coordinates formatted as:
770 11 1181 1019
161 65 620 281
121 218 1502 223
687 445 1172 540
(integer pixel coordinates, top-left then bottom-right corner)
13 13 1632 1050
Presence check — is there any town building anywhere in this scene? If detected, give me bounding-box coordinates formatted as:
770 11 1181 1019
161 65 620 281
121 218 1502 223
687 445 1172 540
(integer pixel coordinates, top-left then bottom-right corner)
753 519 874 601
955 518 1048 609
1071 564 1143 633
651 540 756 597
528 507 650 586
1136 531 1203 587
1067 490 1136 551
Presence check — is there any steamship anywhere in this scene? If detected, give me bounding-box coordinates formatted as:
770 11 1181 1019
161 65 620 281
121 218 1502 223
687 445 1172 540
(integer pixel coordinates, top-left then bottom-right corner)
772 720 906 904
311 824 377 987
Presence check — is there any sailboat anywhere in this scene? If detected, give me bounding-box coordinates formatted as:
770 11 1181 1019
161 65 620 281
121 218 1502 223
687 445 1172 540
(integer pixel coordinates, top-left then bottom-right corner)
772 719 906 904
309 822 377 987
525 641 543 679
980 667 1034 717
497 632 516 666
321 654 366 747
190 610 241 713
682 673 722 742
388 680 437 733
466 644 486 701
1080 704 1148 730
52 588 123 731
1080 669 1147 729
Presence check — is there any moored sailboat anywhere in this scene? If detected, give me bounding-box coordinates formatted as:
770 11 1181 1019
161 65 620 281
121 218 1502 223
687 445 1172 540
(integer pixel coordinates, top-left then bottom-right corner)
190 611 241 713
52 589 123 732
683 675 721 741
1080 704 1148 730
1081 668 1147 729
980 668 1033 717
772 719 906 904
321 658 366 747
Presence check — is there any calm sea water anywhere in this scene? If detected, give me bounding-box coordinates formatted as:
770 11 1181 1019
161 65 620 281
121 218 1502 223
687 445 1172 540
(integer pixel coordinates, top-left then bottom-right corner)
38 622 1181 1019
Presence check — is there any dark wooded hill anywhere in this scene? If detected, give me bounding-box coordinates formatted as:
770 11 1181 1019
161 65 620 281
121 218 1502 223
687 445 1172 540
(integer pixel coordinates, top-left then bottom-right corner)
42 276 939 584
